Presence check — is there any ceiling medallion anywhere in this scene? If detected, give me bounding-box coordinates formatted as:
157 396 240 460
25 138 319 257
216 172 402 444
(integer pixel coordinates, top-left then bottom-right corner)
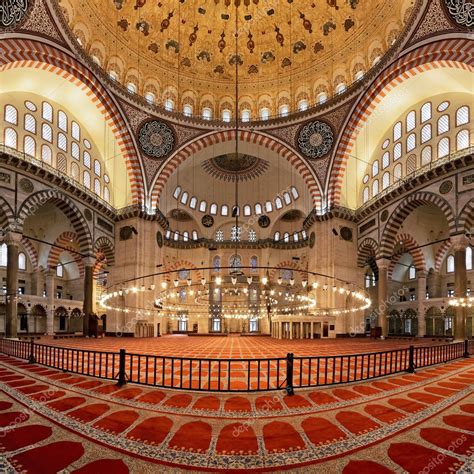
258 215 270 228
156 231 163 248
0 0 29 28
202 154 269 182
297 120 334 160
202 214 214 228
444 0 473 27
138 120 175 159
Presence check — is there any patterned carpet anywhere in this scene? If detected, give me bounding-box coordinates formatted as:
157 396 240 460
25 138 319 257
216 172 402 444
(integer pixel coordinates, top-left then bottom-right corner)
0 348 472 473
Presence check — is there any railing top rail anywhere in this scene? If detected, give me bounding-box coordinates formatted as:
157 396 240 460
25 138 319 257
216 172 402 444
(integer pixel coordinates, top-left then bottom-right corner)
27 343 119 358
125 352 287 363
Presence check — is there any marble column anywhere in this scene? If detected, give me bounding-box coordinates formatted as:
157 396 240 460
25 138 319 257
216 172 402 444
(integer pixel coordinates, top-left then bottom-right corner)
452 235 468 341
376 258 390 337
427 270 442 298
5 232 22 338
83 256 95 337
45 269 55 335
417 271 427 337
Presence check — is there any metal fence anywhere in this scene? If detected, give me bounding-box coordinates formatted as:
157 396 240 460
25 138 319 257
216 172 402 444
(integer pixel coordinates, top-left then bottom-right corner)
0 338 471 394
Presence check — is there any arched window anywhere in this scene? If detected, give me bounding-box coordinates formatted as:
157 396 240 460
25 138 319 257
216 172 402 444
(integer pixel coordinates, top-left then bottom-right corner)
42 123 52 142
372 160 379 177
183 231 189 242
24 114 36 133
41 144 52 165
103 186 110 203
202 107 212 120
254 203 262 215
393 142 402 161
406 133 416 152
173 186 181 199
94 160 101 176
421 146 432 166
23 136 35 157
213 255 221 272
83 151 91 168
4 104 17 124
421 124 432 144
382 171 390 190
231 226 241 242
241 109 250 122
180 192 189 205
248 229 257 242
406 154 417 174
393 163 402 181
372 179 379 196
183 104 193 117
109 70 118 81
56 264 63 278
283 192 291 205
243 205 251 216
164 99 174 111
221 109 231 122
354 70 364 81
58 110 68 131
382 151 390 169
71 161 79 180
144 92 155 104
298 99 309 110
126 83 137 94
275 196 283 209
83 170 91 189
57 132 67 151
447 255 455 273
173 231 179 241
291 186 299 199
456 106 469 126
335 83 346 94
408 265 416 280
5 127 17 148
466 246 473 271
250 256 258 272
437 115 449 135
283 232 290 243
56 153 67 173
393 121 402 141
265 201 273 213
317 92 327 104
438 137 450 158
421 102 432 123
260 107 270 120
199 200 207 212
274 231 280 241
42 102 53 122
71 121 80 141
221 205 229 216
94 178 101 196
363 186 369 203
279 104 289 117
406 110 416 132
457 130 469 150
18 252 26 271
71 142 80 159
210 202 218 215
189 196 197 209
215 230 224 242
293 232 299 242
0 243 7 266
192 230 198 241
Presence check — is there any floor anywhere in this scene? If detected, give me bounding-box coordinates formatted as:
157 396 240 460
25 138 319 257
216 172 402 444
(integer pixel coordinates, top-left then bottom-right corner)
0 348 472 472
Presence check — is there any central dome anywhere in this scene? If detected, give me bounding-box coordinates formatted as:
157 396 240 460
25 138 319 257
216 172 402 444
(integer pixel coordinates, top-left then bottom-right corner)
62 0 411 118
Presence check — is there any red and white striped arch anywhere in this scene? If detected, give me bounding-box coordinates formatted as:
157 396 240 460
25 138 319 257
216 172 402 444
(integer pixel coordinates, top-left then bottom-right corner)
434 239 452 273
47 231 84 278
20 237 38 272
150 130 323 210
0 38 145 205
328 38 473 206
388 233 426 278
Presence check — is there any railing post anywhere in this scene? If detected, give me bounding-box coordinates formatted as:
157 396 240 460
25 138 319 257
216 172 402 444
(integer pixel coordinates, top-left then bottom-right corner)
116 349 128 386
407 345 415 373
286 353 294 396
28 338 36 364
463 339 470 358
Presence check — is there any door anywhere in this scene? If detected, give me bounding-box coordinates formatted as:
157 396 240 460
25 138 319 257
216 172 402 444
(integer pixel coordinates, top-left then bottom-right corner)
322 322 329 338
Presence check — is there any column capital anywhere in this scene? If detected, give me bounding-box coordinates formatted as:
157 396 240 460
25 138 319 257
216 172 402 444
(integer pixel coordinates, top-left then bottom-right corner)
450 233 469 252
82 256 96 267
4 231 22 247
376 258 391 271
417 270 427 279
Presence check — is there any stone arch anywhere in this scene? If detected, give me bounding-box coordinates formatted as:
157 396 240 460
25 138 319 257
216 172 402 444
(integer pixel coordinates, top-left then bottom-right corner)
458 199 474 233
269 260 303 280
434 239 453 272
164 260 203 282
150 130 323 209
357 237 380 268
18 190 92 256
328 38 473 205
0 38 144 204
20 236 38 271
94 236 115 266
47 231 84 278
388 233 426 278
0 197 14 230
380 192 456 259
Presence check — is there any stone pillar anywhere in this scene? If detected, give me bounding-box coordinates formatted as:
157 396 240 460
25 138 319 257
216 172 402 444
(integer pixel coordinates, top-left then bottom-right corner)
452 235 468 341
83 256 95 337
45 269 55 335
5 232 22 338
289 322 293 339
417 271 427 337
311 322 314 339
427 270 442 298
376 258 390 337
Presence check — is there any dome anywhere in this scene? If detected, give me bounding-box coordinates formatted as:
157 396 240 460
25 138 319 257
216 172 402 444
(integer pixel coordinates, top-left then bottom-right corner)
61 0 411 118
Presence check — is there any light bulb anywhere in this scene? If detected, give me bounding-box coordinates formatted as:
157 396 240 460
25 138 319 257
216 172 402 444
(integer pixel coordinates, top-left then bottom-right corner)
261 276 268 285
187 279 192 286
161 281 168 289
201 278 206 286
302 280 308 288
215 276 222 285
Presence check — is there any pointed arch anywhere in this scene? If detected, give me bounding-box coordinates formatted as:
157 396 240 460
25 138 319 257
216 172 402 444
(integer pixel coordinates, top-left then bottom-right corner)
20 236 38 271
434 239 452 272
388 233 426 278
357 238 380 268
458 199 474 233
0 197 14 231
47 231 84 278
